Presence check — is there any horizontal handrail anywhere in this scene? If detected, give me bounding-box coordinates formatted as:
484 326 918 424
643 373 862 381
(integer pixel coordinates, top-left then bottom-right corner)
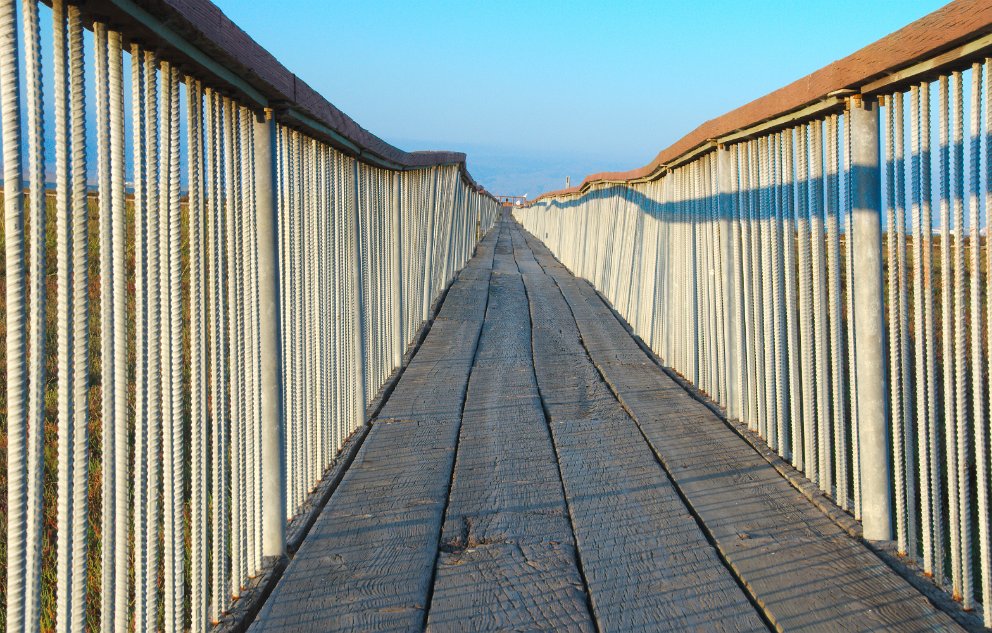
532 0 992 201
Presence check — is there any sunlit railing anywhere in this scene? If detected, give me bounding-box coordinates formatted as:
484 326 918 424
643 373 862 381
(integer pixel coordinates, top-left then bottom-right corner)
0 0 498 630
515 0 992 624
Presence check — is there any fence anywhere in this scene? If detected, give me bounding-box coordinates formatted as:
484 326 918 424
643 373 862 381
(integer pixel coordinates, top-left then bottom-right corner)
0 0 499 631
514 0 992 625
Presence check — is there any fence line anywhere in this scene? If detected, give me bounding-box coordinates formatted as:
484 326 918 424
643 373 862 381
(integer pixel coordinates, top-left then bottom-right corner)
1 0 498 630
516 2 992 625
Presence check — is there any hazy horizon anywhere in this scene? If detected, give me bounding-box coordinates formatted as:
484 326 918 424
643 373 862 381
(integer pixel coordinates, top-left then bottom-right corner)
213 0 947 198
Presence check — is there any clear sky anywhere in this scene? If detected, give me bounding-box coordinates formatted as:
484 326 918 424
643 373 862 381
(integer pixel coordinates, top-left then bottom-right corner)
212 0 948 197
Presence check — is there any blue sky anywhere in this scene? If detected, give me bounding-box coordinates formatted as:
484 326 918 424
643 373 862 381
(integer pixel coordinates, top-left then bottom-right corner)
213 0 947 197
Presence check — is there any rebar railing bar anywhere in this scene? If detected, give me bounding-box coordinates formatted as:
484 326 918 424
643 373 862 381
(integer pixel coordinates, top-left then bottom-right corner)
826 114 848 509
923 78 945 578
968 60 988 622
940 73 962 597
886 95 908 553
187 76 210 633
844 109 862 518
982 57 992 628
144 47 164 632
94 22 113 631
21 0 44 628
52 2 74 630
952 68 974 610
3 0 27 629
811 119 831 492
67 7 91 630
783 129 802 468
896 90 918 559
797 124 816 477
163 62 185 631
911 83 936 574
772 132 788 456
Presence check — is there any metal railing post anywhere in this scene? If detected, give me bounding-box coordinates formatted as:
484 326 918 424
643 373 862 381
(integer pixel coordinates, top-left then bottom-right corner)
850 96 893 542
255 108 286 559
717 146 739 421
393 174 404 368
353 160 369 408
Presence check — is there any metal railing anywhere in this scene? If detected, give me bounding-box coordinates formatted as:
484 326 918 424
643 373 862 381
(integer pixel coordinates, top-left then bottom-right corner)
515 0 992 625
0 0 498 630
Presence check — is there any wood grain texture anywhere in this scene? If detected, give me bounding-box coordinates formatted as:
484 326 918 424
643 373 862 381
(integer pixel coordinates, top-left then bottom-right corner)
426 224 595 632
253 217 964 633
250 230 497 633
516 226 768 633
520 230 965 633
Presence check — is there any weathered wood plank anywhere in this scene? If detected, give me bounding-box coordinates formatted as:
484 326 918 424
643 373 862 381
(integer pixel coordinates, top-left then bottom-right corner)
426 230 595 633
250 229 498 633
515 226 767 633
521 230 965 633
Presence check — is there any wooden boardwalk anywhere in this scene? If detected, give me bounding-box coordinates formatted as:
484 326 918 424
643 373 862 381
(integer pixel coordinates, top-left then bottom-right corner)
251 217 963 633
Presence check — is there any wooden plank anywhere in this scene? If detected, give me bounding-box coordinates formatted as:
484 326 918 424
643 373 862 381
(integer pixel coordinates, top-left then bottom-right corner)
514 226 767 633
250 230 498 633
521 231 965 633
426 231 595 632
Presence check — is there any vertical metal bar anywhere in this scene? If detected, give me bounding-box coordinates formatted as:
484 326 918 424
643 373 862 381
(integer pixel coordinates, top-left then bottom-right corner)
130 40 150 633
165 62 184 630
826 115 847 507
393 173 404 368
187 76 209 633
886 95 907 551
106 30 128 633
206 87 229 624
68 7 90 629
811 119 830 491
94 22 114 632
353 160 369 415
797 124 816 475
896 91 918 556
718 146 739 420
911 81 935 578
969 61 988 620
952 69 973 608
749 142 764 432
53 2 75 629
256 109 287 559
896 91 917 558
143 48 162 630
851 96 893 542
784 128 803 468
844 109 862 517
740 145 756 430
21 0 45 628
224 97 245 597
760 138 775 444
772 133 788 456
941 73 963 594
981 57 992 627
2 0 26 629
923 78 944 576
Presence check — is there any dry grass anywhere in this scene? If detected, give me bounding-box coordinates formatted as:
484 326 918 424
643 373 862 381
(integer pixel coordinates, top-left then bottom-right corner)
0 190 193 632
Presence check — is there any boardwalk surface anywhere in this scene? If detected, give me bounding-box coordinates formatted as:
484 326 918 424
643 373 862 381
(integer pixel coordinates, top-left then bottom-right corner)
252 216 964 633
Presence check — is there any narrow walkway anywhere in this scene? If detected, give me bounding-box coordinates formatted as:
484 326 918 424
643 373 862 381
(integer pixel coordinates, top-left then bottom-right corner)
252 217 962 633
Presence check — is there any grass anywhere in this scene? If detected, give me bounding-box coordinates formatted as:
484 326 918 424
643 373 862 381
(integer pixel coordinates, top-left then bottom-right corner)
0 189 195 632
